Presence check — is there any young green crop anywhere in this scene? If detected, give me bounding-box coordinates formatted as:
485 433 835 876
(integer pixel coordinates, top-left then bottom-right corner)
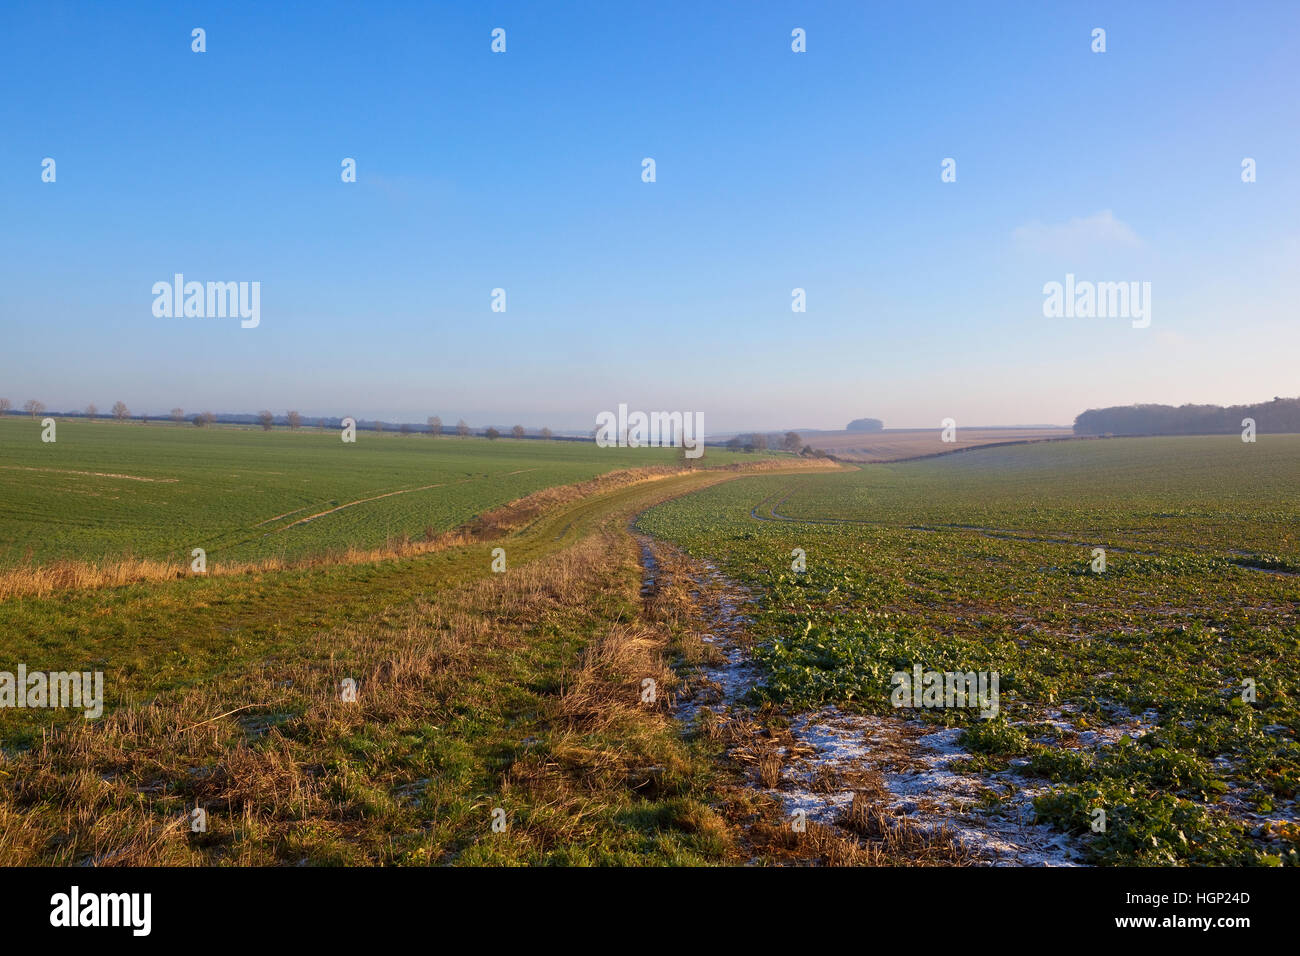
0 417 758 567
637 436 1300 865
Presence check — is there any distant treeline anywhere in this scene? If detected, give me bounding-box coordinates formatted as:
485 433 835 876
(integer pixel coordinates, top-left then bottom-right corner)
0 406 585 439
1074 397 1300 436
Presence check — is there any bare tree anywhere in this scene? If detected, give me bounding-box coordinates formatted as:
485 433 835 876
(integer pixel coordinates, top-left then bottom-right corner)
511 424 525 439
428 415 442 437
456 419 469 438
287 410 302 430
400 422 412 435
194 411 216 427
85 403 98 418
170 407 185 423
485 427 500 440
540 426 553 440
257 410 274 431
782 431 802 453
111 401 129 423
24 400 44 419
0 398 10 414
373 419 384 433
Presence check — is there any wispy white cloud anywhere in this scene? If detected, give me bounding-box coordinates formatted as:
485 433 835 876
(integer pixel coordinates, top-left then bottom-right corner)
1012 210 1142 254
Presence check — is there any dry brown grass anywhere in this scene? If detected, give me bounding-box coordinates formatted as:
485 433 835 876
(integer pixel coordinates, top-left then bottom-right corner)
0 526 674 864
757 751 784 789
640 536 981 866
836 792 977 864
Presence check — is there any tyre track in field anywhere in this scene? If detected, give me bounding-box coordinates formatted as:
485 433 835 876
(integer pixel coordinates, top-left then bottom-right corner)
265 481 454 532
196 470 544 560
264 469 542 535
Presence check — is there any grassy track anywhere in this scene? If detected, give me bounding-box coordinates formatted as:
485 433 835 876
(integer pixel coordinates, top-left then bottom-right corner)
0 458 837 864
1 463 811 740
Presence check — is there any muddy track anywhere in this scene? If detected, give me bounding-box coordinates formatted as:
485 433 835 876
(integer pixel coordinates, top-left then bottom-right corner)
634 531 1085 866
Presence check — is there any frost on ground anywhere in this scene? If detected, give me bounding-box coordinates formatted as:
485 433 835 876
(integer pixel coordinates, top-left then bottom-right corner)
783 711 1082 866
664 555 1090 866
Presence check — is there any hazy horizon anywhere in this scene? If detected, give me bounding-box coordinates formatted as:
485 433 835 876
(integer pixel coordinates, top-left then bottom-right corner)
11 394 1298 436
3 398 1084 432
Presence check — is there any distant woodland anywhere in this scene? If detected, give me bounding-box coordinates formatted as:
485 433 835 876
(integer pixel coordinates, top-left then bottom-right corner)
1073 397 1300 435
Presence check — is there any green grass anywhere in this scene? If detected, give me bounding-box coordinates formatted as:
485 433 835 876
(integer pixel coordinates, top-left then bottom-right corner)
0 460 779 865
0 416 755 568
0 464 752 744
636 435 1300 865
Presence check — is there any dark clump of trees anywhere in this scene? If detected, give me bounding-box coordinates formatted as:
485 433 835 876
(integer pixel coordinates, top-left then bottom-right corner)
846 418 884 433
726 433 768 453
724 431 812 455
1074 397 1300 436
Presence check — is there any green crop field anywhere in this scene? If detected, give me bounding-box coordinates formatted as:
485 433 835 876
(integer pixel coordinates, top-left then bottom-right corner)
636 436 1300 865
0 417 753 569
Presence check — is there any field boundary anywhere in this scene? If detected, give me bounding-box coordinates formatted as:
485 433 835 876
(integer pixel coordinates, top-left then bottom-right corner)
823 435 1080 465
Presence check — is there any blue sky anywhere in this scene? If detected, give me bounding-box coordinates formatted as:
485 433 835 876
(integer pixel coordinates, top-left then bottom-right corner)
2 0 1297 431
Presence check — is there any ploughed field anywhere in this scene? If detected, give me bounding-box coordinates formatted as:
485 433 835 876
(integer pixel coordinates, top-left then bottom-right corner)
805 427 1070 462
0 417 752 569
636 436 1300 864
